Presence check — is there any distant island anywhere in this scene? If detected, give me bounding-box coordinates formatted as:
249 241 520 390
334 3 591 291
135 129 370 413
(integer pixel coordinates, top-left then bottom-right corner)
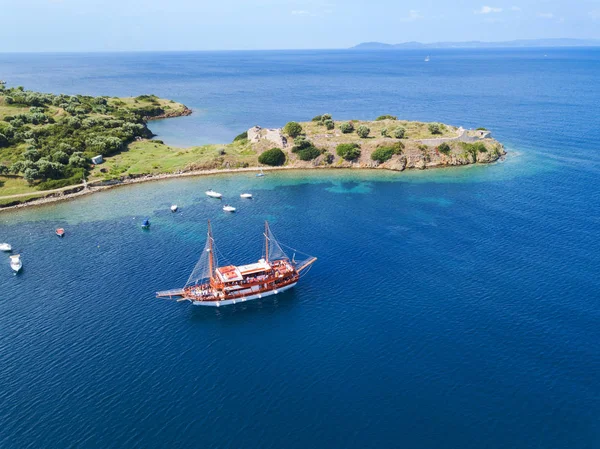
0 84 505 209
352 38 600 50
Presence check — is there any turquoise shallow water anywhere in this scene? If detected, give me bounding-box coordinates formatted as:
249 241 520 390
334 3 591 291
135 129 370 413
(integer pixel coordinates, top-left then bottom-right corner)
0 49 599 448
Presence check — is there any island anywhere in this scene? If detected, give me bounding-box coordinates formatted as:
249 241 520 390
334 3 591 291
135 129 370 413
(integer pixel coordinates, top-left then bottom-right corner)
0 85 505 209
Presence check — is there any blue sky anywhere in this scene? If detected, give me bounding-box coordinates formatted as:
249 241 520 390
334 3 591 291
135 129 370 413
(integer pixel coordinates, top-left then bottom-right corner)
2 0 600 51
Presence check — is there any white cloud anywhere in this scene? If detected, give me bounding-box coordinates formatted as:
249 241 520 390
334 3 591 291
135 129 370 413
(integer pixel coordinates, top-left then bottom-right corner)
399 10 423 22
510 6 521 11
476 6 503 14
291 10 309 15
538 12 554 19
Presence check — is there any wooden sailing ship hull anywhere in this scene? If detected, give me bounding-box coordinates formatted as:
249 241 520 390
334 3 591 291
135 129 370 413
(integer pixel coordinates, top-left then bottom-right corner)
191 282 297 307
156 221 316 308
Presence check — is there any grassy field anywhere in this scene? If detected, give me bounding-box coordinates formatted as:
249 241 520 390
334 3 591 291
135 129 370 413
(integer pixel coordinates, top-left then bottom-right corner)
89 140 258 180
300 119 458 141
0 175 37 196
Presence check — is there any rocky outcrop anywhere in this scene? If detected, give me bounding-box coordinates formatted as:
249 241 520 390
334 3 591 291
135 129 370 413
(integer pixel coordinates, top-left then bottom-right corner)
144 106 192 121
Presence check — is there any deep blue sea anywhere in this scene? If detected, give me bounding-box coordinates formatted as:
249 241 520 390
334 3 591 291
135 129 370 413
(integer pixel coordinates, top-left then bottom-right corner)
0 49 599 448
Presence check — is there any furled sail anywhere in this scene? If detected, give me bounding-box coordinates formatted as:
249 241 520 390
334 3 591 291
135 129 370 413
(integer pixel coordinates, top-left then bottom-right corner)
185 223 218 287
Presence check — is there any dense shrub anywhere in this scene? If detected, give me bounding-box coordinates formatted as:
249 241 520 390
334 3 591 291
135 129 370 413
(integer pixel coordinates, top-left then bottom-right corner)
428 123 442 135
339 122 354 134
393 127 406 139
381 128 389 137
371 147 395 163
476 127 488 131
324 119 334 130
460 142 487 153
438 143 451 155
0 133 8 148
336 143 361 160
321 114 332 121
296 146 321 161
283 121 303 138
375 115 397 121
356 125 370 138
233 131 248 142
291 137 312 152
322 152 334 164
258 148 286 166
374 142 404 162
311 115 322 122
36 168 85 190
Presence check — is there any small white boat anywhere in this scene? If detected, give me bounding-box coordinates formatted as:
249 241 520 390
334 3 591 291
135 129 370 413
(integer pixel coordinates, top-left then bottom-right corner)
240 193 253 199
0 243 11 252
256 169 265 177
171 205 178 212
10 254 22 273
425 55 430 62
206 189 222 198
223 205 236 213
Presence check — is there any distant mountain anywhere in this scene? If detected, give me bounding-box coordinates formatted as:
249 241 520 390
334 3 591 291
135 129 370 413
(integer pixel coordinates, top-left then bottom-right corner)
351 39 600 50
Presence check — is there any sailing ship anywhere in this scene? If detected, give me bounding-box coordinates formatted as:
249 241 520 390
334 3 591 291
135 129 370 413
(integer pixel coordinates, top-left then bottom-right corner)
156 221 317 306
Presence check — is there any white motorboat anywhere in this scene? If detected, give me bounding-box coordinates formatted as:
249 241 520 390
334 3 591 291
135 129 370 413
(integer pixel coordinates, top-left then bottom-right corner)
171 205 178 212
240 193 253 199
10 254 22 272
256 169 265 177
206 189 222 198
425 55 430 62
0 243 11 252
223 205 236 212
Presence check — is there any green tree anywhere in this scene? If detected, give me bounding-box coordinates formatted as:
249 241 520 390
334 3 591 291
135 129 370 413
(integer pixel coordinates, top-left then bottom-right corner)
51 151 70 164
336 143 361 160
375 115 397 121
428 123 442 134
69 152 89 169
0 164 8 175
339 122 354 134
311 115 322 122
0 133 8 148
393 127 406 139
381 128 389 137
23 167 40 185
283 121 303 138
258 148 286 166
23 148 41 162
356 125 370 138
324 120 334 130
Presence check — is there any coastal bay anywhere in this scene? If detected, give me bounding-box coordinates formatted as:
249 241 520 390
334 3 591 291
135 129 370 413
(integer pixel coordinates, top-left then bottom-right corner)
0 49 599 449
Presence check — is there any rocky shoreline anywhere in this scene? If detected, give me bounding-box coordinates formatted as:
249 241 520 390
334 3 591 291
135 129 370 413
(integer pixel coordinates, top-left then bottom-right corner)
145 106 193 121
0 158 505 212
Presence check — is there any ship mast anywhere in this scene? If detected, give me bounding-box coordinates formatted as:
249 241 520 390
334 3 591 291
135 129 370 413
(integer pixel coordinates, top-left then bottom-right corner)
207 220 214 280
264 221 269 263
